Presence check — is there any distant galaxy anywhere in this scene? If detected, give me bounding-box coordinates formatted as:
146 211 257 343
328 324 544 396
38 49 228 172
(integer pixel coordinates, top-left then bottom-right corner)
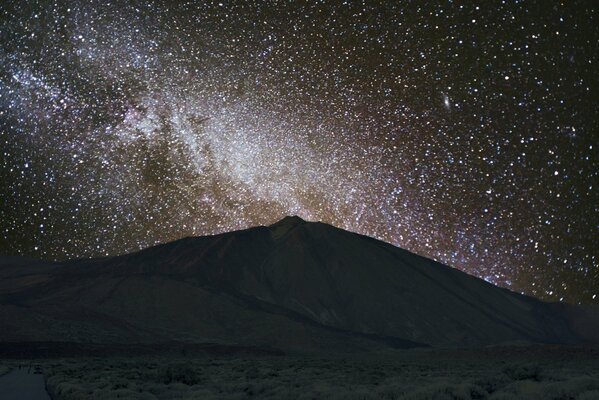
1 1 597 303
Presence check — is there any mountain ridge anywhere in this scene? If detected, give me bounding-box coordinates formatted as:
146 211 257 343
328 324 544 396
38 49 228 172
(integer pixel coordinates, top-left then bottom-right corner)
0 217 597 352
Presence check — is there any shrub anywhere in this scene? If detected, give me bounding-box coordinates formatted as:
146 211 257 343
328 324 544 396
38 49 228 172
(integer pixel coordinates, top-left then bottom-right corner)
579 390 599 400
402 382 488 400
540 377 599 400
474 374 511 394
502 363 543 382
155 363 201 385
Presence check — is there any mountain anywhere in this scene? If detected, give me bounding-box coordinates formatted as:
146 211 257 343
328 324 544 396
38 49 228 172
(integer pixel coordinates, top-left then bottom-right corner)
0 216 597 353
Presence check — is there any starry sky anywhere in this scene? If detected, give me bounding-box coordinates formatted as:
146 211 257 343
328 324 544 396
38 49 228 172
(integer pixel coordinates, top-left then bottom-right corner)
1 0 597 304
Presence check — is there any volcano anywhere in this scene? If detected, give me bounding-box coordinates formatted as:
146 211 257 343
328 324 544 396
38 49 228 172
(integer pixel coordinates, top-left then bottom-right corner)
0 217 597 353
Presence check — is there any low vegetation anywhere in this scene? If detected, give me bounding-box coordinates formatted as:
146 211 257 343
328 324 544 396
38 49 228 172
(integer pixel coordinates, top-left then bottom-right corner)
36 346 599 399
0 365 10 376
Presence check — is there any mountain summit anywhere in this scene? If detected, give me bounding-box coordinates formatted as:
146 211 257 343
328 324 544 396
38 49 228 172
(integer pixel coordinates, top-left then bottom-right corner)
269 215 306 239
271 215 306 226
0 218 597 352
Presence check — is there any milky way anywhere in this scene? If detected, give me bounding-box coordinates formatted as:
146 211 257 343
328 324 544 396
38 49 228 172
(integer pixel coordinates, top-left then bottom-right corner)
1 1 597 303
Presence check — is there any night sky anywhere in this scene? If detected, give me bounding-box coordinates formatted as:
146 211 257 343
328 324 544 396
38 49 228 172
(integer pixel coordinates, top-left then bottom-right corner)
1 1 597 304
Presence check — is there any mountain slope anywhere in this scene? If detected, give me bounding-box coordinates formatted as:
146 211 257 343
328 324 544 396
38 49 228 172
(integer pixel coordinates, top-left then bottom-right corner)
0 216 597 351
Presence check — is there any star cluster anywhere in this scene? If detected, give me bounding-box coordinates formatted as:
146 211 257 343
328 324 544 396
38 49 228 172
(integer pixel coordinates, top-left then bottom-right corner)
1 0 597 303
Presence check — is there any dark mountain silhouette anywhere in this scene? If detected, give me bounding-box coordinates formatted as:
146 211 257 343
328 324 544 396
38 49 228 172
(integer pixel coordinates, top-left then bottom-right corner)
1 216 597 353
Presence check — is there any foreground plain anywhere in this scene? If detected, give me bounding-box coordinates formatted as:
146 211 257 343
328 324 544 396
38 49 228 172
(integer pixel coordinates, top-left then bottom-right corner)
3 345 599 400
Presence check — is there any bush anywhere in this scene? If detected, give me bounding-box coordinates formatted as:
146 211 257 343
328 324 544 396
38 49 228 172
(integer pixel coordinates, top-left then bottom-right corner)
402 382 488 400
540 377 599 400
502 363 543 381
155 363 201 385
579 390 599 400
474 374 511 394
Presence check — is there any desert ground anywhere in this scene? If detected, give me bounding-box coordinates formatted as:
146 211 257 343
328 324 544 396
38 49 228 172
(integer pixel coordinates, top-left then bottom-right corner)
2 345 599 400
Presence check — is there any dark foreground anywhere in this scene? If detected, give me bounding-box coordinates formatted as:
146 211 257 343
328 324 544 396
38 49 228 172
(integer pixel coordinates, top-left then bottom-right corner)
2 345 599 400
